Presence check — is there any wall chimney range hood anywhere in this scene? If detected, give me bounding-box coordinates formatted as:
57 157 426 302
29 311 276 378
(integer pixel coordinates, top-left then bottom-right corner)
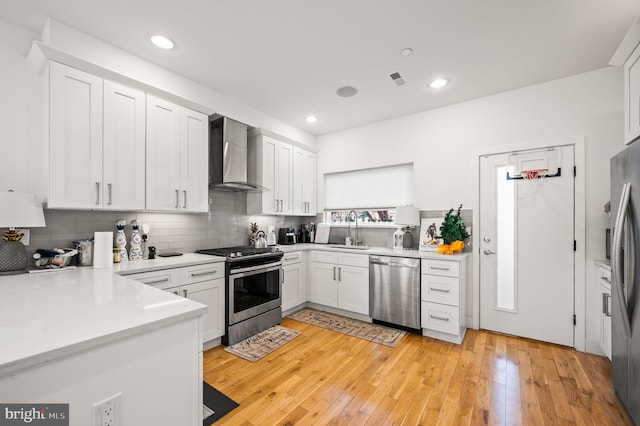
209 115 267 192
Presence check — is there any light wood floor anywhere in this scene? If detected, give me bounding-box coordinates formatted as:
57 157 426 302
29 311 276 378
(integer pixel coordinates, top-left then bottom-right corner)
203 318 633 425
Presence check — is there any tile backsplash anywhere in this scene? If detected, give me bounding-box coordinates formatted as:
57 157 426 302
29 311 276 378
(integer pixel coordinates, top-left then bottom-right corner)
25 191 304 255
17 197 472 255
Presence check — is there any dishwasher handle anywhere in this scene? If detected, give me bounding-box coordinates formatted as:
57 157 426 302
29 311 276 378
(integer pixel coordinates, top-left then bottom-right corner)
370 259 390 266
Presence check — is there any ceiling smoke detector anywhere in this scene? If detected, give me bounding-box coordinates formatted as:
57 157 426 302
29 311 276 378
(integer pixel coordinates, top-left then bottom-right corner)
336 86 358 98
389 72 407 86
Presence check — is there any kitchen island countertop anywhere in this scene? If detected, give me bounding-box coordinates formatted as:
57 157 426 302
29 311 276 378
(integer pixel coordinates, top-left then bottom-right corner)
0 266 207 379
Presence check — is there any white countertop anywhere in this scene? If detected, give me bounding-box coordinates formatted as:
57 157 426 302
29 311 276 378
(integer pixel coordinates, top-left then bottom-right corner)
114 252 225 275
276 243 471 261
0 266 207 378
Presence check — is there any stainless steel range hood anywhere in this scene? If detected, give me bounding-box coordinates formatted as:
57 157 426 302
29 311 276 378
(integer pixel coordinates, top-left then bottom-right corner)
209 116 267 192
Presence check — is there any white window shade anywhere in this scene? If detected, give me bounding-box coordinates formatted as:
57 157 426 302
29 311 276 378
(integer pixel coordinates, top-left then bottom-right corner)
324 163 413 209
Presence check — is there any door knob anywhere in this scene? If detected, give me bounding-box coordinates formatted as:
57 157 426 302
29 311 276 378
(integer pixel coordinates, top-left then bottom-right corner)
483 249 496 255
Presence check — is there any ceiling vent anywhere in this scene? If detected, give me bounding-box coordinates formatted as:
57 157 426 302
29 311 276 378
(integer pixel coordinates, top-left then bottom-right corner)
389 72 407 86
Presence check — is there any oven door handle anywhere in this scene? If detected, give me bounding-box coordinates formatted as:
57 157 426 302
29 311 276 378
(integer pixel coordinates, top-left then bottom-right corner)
229 262 283 278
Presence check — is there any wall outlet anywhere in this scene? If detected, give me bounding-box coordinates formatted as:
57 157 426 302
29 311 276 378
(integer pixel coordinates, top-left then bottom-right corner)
93 392 122 426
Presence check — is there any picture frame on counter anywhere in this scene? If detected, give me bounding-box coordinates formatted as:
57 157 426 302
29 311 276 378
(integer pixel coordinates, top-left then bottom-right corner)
419 217 444 252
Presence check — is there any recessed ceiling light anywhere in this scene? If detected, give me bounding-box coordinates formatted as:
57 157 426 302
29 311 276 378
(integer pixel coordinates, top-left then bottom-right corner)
429 78 448 89
151 35 175 50
400 48 413 57
305 115 318 123
336 86 358 98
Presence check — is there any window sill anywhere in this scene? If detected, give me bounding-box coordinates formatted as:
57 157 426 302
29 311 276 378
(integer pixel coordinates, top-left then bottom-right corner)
325 223 401 229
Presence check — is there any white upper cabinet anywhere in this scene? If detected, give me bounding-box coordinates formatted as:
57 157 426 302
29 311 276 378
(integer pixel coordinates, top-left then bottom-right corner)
146 95 208 212
247 134 293 215
102 80 146 210
248 131 317 217
611 16 640 145
48 62 145 210
49 62 102 209
293 147 317 216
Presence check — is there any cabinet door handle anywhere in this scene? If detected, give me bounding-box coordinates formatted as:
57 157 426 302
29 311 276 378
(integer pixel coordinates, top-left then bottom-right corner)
601 276 612 284
107 183 112 205
430 265 451 271
338 267 342 281
183 190 187 209
95 182 100 205
144 277 170 284
430 314 450 322
333 266 336 281
280 199 284 212
190 270 218 277
173 290 179 295
603 293 612 317
183 289 188 298
430 287 450 293
175 189 180 208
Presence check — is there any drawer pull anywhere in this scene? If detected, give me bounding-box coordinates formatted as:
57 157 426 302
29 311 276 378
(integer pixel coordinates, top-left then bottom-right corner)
430 266 451 271
284 255 299 261
430 314 450 322
430 287 450 293
144 277 170 284
601 276 612 284
190 270 218 277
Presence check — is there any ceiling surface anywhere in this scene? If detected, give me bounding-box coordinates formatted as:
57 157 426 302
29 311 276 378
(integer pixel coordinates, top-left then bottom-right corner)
2 0 639 135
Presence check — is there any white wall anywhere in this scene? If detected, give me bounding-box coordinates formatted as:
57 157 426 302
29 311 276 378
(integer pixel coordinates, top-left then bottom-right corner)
317 66 624 353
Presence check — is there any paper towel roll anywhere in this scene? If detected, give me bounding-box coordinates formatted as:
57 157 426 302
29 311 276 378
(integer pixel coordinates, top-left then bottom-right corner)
93 232 113 269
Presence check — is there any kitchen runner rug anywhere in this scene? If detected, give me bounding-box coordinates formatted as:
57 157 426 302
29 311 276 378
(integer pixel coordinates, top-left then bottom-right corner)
224 325 301 362
287 308 406 347
203 381 238 425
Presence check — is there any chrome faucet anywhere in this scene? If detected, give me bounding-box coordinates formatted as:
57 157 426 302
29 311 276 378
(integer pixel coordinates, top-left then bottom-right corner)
347 210 362 246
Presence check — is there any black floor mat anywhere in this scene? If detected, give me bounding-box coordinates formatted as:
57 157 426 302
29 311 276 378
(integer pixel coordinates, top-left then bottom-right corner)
203 381 239 425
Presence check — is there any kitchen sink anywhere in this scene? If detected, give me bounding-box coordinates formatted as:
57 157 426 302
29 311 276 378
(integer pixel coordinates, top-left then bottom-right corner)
327 244 370 250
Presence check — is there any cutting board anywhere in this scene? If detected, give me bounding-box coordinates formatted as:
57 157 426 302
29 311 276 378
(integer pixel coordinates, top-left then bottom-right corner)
314 223 331 244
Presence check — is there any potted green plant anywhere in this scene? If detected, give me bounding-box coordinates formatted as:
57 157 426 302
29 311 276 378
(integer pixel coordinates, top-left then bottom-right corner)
438 204 469 254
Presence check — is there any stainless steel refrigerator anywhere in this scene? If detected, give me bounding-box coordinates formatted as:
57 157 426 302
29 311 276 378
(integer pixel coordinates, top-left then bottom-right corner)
611 139 640 424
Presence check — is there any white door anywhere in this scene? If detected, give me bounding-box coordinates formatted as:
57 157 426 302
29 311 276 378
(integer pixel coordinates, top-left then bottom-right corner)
479 145 575 346
277 141 293 215
146 96 181 211
48 62 103 209
181 108 209 212
102 80 146 210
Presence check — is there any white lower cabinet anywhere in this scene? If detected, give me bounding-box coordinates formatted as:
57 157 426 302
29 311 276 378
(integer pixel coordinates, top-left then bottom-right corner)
282 251 306 312
421 256 468 344
598 265 612 360
309 251 369 315
125 263 225 343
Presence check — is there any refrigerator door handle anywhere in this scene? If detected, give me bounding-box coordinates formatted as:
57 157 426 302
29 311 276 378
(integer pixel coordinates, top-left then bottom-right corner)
612 182 632 338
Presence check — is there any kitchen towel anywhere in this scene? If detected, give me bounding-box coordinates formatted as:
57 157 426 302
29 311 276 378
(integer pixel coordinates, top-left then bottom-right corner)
93 232 113 269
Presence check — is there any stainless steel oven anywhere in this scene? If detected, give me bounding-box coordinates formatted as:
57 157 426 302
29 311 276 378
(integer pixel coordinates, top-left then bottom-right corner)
228 261 282 326
196 246 284 345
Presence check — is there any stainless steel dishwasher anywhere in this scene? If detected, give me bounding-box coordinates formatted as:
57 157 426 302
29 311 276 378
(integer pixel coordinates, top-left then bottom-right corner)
369 255 421 331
